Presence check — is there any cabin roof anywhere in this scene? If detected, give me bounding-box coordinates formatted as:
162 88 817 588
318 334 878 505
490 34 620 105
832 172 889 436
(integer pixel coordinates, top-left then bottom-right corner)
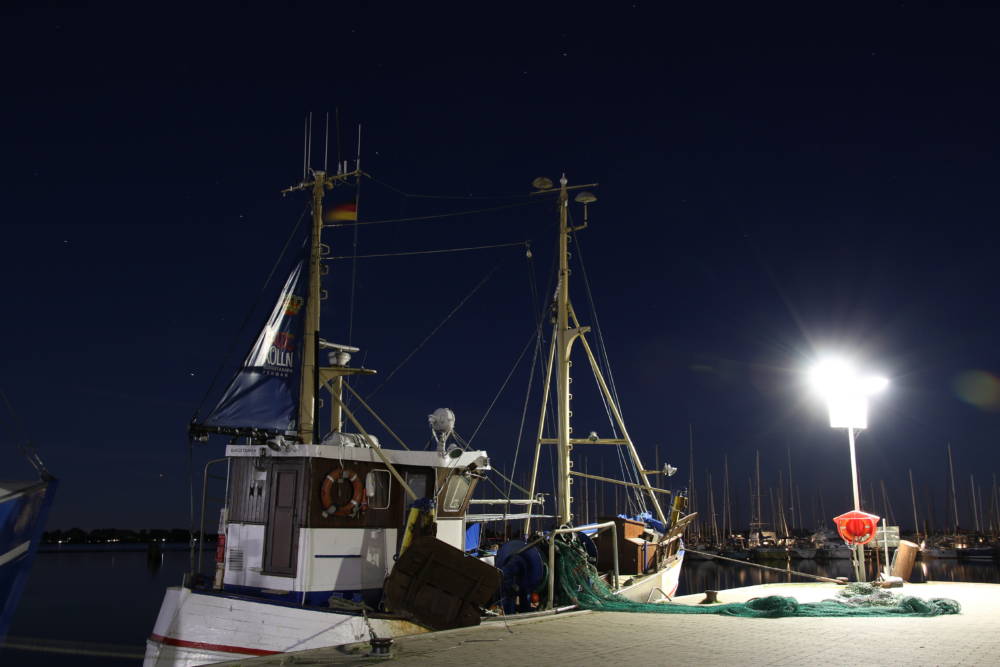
225 443 490 470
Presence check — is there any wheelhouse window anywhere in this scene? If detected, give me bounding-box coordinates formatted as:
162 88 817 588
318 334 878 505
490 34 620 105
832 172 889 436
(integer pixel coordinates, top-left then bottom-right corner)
441 474 472 513
404 470 432 499
366 470 390 510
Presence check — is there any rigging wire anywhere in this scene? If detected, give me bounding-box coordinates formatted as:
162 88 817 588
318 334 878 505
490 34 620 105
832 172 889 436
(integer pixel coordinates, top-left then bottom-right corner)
364 264 501 400
326 240 528 260
363 173 543 201
324 199 548 228
487 465 531 496
466 327 539 448
570 214 648 515
504 247 546 500
191 200 310 420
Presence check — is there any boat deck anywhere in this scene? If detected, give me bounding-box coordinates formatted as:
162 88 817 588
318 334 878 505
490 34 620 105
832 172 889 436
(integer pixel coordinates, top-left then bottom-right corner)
214 581 1000 665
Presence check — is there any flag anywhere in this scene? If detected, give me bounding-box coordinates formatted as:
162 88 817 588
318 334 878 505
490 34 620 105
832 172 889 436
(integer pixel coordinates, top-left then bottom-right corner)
324 202 357 222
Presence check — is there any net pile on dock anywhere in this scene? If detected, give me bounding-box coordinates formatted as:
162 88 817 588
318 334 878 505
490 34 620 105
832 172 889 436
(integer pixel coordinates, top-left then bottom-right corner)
553 541 961 618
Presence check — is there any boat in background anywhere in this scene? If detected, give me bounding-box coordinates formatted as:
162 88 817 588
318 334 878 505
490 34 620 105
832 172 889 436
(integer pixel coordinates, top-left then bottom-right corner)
0 441 58 643
812 530 852 561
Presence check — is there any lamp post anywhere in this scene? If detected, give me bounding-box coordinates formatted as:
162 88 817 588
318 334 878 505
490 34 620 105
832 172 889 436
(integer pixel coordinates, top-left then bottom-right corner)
809 357 888 581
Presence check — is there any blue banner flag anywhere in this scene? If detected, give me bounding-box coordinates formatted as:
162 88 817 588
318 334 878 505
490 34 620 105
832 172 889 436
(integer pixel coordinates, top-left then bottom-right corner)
202 255 307 433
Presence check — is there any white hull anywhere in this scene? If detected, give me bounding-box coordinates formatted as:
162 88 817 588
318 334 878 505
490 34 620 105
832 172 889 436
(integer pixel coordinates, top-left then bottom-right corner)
143 586 428 667
616 550 685 603
146 550 686 666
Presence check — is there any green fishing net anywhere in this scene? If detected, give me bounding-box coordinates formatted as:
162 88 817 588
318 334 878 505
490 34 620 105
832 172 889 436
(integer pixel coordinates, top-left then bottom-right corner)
552 540 961 617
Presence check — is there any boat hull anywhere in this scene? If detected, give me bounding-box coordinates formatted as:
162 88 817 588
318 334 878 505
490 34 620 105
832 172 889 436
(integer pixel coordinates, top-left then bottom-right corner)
143 586 429 667
789 547 817 560
615 550 685 603
0 478 57 643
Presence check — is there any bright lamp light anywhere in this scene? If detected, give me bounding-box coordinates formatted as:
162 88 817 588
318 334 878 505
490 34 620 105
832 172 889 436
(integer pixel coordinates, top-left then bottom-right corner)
809 356 888 429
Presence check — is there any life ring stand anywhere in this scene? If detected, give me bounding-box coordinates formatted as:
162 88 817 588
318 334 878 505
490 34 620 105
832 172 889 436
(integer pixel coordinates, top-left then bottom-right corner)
321 467 366 518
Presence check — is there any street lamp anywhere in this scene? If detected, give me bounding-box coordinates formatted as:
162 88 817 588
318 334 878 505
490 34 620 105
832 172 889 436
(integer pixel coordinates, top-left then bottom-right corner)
809 356 888 580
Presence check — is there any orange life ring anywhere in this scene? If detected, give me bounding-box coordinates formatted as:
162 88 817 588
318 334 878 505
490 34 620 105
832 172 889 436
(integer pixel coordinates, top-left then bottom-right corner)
320 467 366 518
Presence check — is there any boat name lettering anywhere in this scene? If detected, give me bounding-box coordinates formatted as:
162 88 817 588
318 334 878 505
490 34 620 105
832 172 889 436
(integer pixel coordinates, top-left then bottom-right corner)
265 346 295 371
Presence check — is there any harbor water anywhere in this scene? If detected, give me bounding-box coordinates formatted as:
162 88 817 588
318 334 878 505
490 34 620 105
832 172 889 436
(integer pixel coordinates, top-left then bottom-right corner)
2 547 998 664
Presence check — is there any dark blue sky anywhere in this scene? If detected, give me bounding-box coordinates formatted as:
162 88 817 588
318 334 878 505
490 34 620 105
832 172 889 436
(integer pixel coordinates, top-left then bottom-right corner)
3 3 1000 533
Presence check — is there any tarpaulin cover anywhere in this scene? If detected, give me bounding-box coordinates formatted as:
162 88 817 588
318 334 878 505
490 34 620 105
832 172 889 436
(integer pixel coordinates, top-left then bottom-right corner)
201 256 307 432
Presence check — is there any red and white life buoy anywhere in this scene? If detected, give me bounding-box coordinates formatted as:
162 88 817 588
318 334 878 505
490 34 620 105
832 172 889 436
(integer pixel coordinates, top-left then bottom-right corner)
320 467 365 518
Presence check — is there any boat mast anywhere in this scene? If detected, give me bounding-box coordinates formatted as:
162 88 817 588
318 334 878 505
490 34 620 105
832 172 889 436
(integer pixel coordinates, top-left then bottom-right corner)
948 443 960 532
754 450 762 543
537 173 667 527
555 175 573 525
297 175 326 443
722 454 731 542
909 468 920 542
787 446 795 533
282 167 358 443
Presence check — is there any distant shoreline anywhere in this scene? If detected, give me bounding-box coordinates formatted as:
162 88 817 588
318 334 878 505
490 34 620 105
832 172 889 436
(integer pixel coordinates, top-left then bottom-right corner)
39 542 198 554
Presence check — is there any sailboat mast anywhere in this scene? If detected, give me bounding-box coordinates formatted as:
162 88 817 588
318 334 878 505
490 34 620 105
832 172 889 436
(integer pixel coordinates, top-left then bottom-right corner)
555 175 573 525
722 454 731 541
948 443 960 531
787 446 795 533
756 451 763 540
909 468 920 542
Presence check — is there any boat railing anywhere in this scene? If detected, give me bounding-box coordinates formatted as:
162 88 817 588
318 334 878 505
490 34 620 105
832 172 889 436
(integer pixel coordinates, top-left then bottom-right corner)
195 457 230 577
468 498 544 505
466 497 547 524
547 521 619 610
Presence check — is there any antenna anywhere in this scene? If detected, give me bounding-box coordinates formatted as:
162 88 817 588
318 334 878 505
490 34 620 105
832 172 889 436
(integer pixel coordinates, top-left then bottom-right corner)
324 112 329 172
356 123 362 171
307 112 314 173
302 115 308 179
336 107 342 170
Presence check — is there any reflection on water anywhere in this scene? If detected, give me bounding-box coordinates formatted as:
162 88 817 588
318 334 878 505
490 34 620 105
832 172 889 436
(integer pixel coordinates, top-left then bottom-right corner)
677 555 1000 597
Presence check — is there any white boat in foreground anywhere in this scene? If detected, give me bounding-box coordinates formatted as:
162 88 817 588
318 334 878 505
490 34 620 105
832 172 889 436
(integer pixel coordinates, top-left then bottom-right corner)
145 159 693 666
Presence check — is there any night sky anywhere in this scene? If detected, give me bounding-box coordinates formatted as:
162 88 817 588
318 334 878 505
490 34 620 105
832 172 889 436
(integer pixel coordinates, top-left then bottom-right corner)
4 3 1000 534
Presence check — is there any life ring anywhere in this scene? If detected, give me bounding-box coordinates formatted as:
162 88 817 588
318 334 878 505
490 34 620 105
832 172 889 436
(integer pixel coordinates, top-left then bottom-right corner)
320 467 366 518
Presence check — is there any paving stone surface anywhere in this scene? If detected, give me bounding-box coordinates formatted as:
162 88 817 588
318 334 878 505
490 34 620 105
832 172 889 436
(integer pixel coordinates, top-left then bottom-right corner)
215 582 1000 666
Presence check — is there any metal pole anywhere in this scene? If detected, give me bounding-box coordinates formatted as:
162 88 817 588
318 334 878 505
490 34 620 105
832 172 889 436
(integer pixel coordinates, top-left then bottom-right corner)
847 427 865 581
847 427 860 511
555 175 572 526
524 333 557 536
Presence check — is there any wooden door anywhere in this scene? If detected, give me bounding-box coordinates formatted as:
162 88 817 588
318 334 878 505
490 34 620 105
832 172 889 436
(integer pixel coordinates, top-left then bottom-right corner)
263 464 300 577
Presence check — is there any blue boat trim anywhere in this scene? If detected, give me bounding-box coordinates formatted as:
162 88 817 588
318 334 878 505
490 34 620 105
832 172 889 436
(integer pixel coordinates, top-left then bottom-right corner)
0 478 58 643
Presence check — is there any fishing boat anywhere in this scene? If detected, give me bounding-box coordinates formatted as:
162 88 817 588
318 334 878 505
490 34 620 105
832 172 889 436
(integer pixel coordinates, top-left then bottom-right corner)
0 437 58 643
143 154 694 665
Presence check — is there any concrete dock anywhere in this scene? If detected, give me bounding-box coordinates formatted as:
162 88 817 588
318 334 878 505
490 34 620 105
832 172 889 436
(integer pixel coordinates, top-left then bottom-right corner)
216 581 1000 666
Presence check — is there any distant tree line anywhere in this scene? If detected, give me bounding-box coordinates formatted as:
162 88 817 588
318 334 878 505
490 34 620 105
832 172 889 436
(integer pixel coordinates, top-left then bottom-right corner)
42 528 218 544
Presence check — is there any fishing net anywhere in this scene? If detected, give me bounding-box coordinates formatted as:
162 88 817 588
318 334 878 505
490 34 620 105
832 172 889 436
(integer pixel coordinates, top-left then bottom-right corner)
552 540 961 618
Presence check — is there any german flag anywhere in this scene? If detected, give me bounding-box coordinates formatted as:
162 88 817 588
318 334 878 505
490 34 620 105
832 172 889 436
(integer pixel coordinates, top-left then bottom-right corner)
324 202 358 222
